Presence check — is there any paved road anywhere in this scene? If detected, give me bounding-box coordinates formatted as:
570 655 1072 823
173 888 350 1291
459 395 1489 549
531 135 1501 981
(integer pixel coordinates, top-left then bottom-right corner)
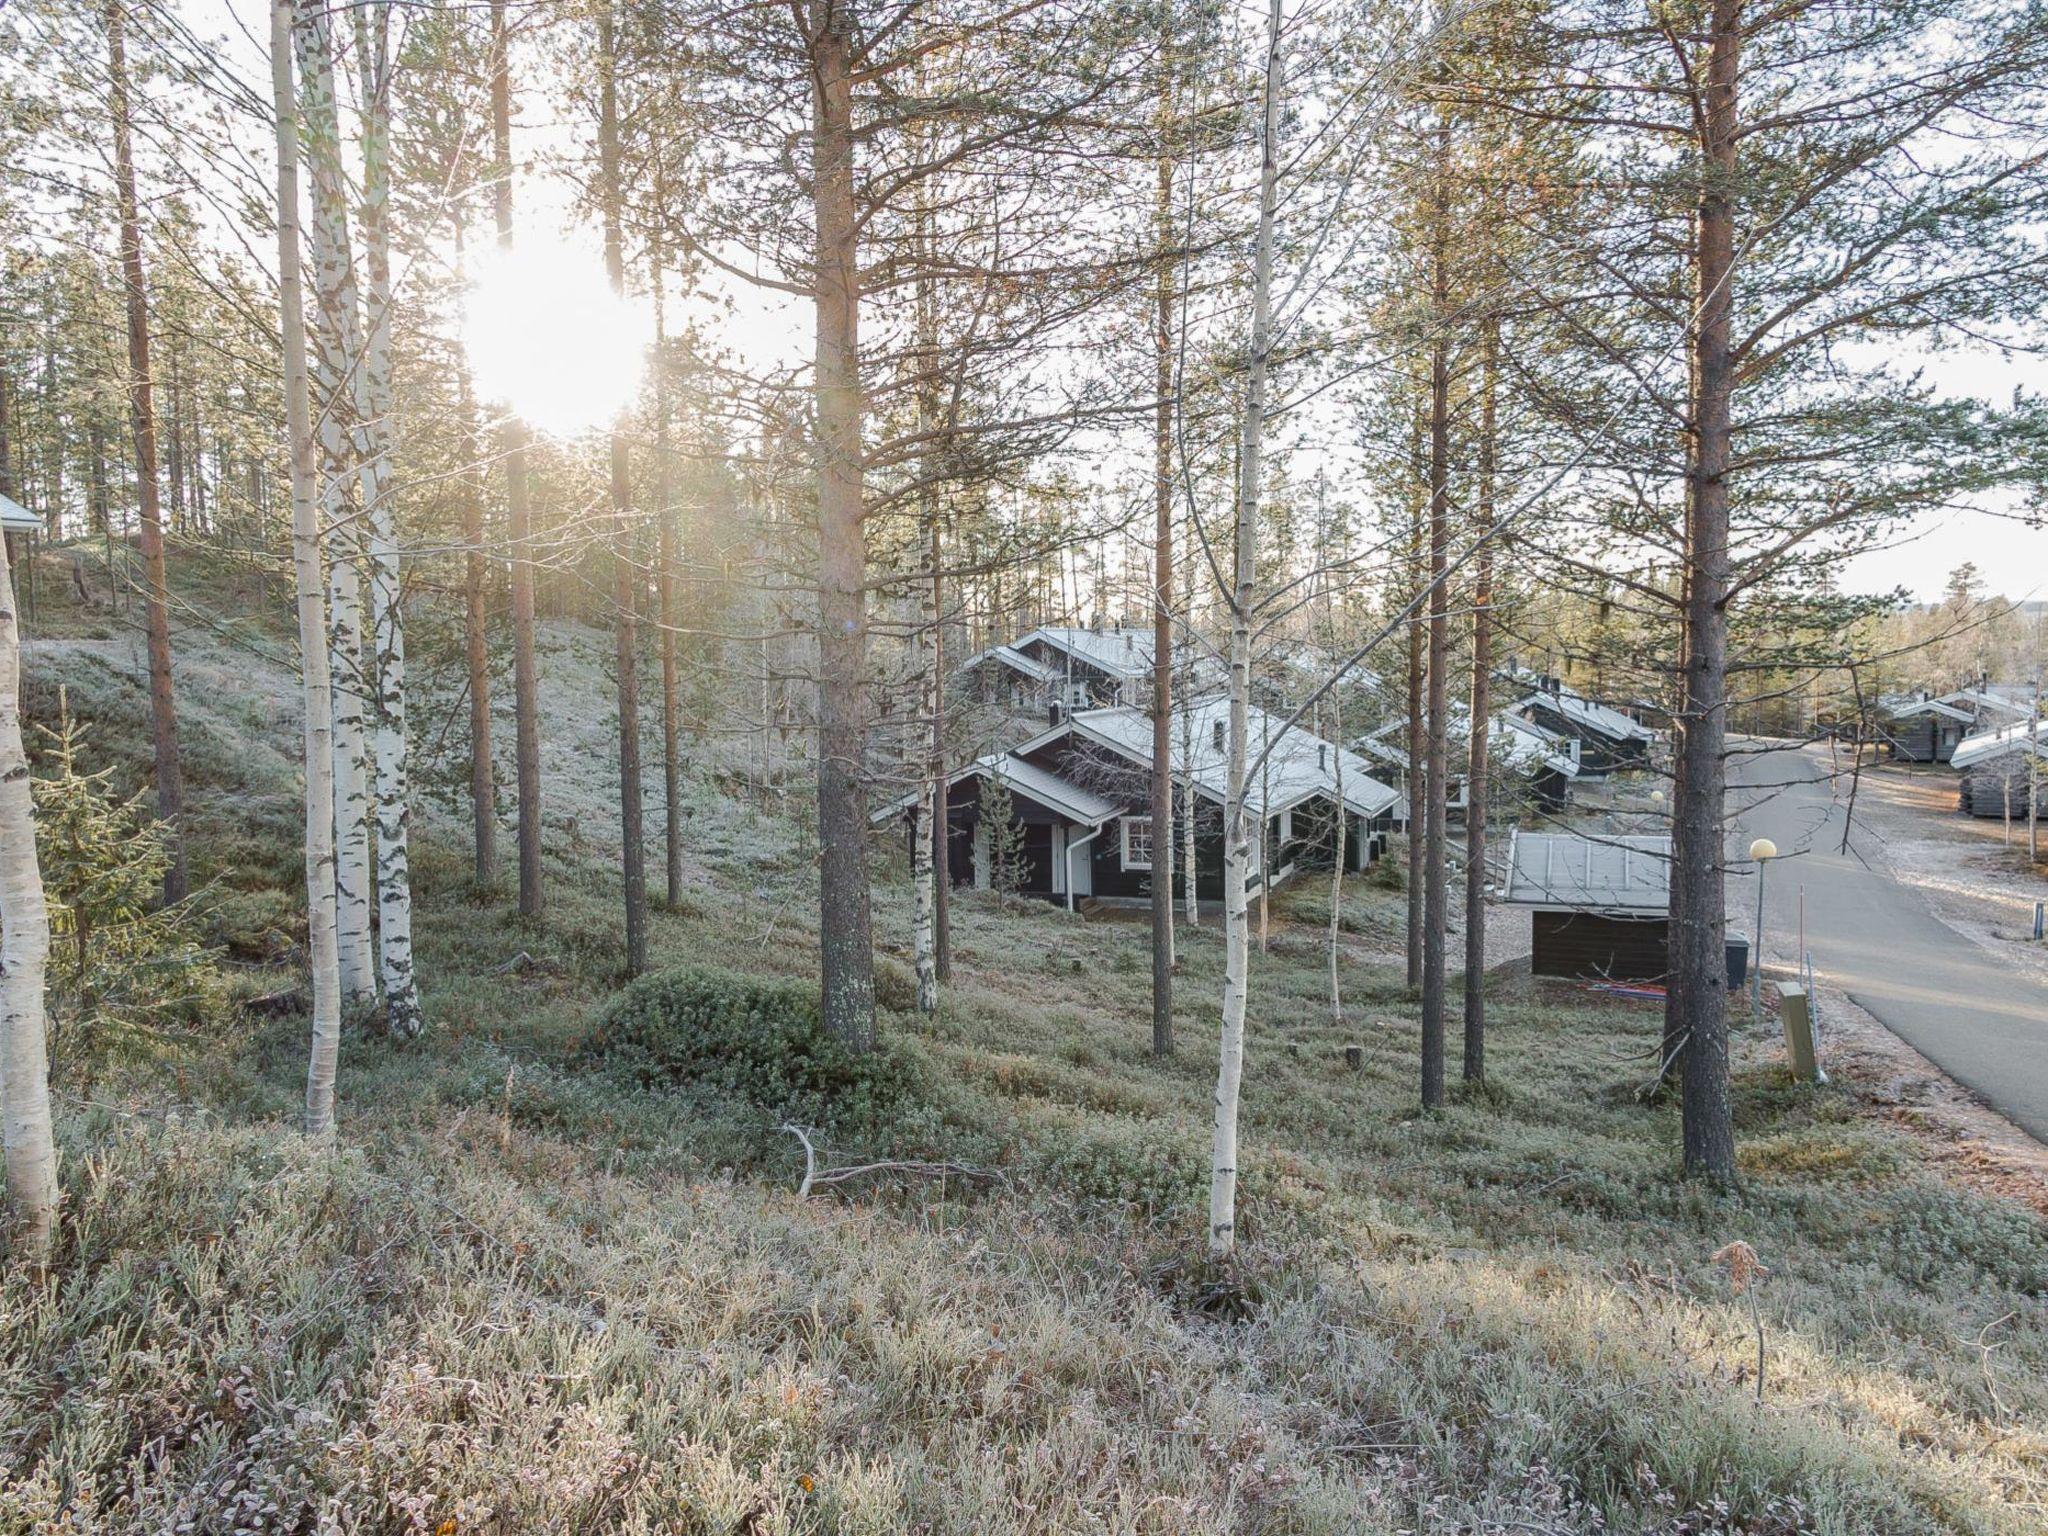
1728 744 2048 1142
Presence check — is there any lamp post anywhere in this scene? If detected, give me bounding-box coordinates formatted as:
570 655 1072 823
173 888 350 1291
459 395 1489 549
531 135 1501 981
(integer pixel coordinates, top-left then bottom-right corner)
1749 837 1777 1019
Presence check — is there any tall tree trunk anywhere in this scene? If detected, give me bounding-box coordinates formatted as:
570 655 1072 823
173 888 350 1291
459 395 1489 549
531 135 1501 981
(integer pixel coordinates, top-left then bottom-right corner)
354 1 420 1036
1463 319 1497 1084
1670 0 1741 1182
1211 0 1282 1262
1420 220 1451 1112
598 8 646 978
1404 426 1424 992
491 0 544 919
911 166 940 1015
931 510 951 982
1328 692 1344 1026
651 239 684 911
295 0 376 1004
454 216 496 885
106 0 189 906
1150 11 1176 1055
1182 527 1199 927
809 0 876 1051
0 527 59 1258
271 0 343 1137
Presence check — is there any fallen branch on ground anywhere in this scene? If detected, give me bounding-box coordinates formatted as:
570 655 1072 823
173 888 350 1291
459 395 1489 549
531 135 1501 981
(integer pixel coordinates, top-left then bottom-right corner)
776 1123 1008 1200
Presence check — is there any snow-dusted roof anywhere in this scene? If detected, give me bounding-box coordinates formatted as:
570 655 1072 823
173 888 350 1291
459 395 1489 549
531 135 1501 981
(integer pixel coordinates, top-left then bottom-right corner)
1948 688 2032 723
1056 696 1400 820
1019 625 1157 680
1501 831 1671 914
1884 696 1976 724
1517 686 1656 744
1495 713 1581 778
1952 717 2048 771
0 492 41 534
961 642 1060 685
1356 710 1577 780
868 749 1122 827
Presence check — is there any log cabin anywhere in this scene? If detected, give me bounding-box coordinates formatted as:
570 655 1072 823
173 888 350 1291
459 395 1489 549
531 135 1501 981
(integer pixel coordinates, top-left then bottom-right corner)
877 695 1401 908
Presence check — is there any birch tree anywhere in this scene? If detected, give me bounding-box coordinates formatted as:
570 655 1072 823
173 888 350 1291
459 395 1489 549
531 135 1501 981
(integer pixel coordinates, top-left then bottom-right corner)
274 0 343 1135
0 526 59 1257
1210 0 1283 1262
294 0 375 1005
354 0 421 1036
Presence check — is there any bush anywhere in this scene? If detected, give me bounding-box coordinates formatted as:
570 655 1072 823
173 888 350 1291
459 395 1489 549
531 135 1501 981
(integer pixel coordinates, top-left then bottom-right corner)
873 953 918 1012
581 964 924 1128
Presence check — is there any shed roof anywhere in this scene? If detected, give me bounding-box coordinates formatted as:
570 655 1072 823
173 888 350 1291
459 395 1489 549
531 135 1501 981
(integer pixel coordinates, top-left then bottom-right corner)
1502 831 1671 914
0 492 41 534
868 750 1124 828
1952 717 2048 770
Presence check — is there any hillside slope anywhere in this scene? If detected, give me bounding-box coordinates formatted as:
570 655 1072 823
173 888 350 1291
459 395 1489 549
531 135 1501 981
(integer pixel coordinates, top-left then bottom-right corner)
2 549 2045 1535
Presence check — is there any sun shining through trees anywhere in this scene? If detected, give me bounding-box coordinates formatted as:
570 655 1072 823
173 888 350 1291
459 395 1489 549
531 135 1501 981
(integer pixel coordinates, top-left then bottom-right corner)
464 237 651 437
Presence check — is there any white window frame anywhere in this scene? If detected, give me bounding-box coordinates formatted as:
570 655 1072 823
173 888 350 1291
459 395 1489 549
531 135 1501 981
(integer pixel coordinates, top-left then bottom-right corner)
1120 815 1154 871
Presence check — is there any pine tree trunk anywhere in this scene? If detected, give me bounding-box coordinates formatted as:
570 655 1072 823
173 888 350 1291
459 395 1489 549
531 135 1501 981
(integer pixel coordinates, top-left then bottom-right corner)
650 239 684 911
809 0 876 1052
931 515 951 982
491 0 543 919
1463 321 1497 1084
354 2 420 1036
1150 39 1176 1055
1404 449 1424 992
0 527 59 1258
454 219 495 885
1211 0 1281 1262
271 0 343 1137
598 9 645 979
1420 190 1452 1112
1328 692 1344 1027
911 171 940 1015
1671 0 1741 1182
294 1 375 1005
106 0 189 906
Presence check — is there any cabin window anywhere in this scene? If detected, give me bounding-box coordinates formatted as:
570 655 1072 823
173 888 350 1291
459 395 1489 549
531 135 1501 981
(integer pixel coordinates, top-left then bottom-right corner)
1120 815 1154 871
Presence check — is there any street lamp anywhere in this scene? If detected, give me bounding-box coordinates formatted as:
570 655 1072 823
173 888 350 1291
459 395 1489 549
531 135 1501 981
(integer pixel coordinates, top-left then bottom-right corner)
1749 837 1778 1018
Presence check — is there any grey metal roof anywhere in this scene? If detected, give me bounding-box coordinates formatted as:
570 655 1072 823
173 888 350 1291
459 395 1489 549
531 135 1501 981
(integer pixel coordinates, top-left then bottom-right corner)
868 749 1122 827
1059 697 1401 820
1952 717 2048 770
1502 831 1671 914
1517 687 1657 744
0 492 41 534
961 642 1060 685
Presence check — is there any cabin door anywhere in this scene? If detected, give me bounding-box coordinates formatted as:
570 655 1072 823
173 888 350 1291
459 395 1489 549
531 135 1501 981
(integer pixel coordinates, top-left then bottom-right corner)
1051 826 1068 897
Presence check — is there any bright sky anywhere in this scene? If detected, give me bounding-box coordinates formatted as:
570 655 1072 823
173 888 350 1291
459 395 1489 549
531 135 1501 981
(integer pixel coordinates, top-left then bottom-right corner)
176 0 2048 606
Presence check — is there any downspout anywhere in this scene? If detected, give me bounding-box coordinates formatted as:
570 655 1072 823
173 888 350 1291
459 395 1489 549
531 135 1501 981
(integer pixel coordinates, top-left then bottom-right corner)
1067 822 1106 913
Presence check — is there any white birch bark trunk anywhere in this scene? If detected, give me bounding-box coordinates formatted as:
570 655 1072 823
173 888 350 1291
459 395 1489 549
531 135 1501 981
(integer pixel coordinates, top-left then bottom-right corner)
1210 0 1283 1262
354 2 419 1037
294 1 374 1006
0 527 59 1256
275 0 344 1135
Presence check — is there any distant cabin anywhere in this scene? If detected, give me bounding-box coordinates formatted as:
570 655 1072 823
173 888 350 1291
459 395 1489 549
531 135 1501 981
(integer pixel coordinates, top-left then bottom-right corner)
1355 709 1580 818
1502 830 1672 982
962 625 1158 712
1510 677 1655 778
875 696 1401 908
1875 687 2028 763
1952 718 2048 818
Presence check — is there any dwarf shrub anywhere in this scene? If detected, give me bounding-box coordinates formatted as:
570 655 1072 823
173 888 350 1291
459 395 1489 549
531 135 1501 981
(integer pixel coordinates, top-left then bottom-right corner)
581 964 924 1128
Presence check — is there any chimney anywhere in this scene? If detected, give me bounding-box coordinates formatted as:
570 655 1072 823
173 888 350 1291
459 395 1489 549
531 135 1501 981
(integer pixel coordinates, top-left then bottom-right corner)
1124 632 1134 654
1212 720 1225 751
1318 743 1327 771
1049 701 1066 727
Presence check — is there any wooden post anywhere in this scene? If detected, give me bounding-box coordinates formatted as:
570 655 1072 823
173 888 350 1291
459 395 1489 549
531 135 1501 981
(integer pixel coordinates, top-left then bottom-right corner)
1778 982 1818 1083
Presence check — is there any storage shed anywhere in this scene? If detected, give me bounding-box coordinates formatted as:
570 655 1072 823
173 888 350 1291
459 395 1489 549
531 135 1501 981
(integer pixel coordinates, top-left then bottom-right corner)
1502 831 1672 982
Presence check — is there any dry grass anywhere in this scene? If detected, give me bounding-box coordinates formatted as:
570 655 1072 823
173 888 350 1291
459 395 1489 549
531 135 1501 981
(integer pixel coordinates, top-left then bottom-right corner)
4 555 2045 1533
